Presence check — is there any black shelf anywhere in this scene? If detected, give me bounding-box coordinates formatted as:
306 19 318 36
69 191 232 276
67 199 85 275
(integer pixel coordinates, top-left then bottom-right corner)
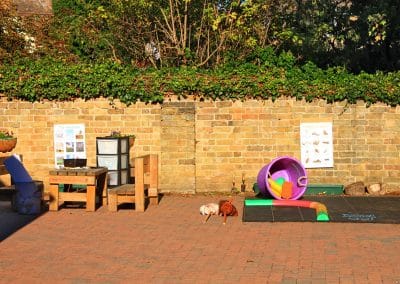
96 137 130 187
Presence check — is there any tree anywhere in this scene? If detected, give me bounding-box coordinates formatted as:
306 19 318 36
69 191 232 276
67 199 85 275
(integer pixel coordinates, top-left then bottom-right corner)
274 0 400 72
0 0 26 61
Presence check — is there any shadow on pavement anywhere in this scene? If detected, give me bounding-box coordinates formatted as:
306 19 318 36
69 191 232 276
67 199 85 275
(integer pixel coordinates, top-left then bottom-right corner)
0 201 41 242
0 193 166 241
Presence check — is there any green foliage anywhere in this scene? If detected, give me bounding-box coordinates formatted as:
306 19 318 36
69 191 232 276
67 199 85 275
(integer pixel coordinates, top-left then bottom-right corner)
1 55 399 107
282 0 400 73
50 0 114 62
0 129 14 139
0 1 28 61
4 0 400 74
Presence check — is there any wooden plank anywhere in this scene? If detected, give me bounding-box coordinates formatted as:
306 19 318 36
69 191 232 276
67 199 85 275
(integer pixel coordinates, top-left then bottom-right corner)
49 175 96 185
0 165 8 176
148 187 158 197
130 166 135 178
85 167 107 175
115 184 134 194
144 174 150 184
149 154 158 188
132 154 158 185
49 184 59 211
86 185 96 212
134 157 145 212
49 167 107 176
117 195 135 203
108 184 135 195
59 192 87 202
148 154 158 205
0 156 10 175
42 192 50 202
108 192 117 212
143 159 150 172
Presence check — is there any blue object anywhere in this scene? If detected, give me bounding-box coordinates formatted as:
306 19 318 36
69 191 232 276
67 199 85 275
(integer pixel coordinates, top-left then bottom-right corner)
4 155 42 215
4 155 33 183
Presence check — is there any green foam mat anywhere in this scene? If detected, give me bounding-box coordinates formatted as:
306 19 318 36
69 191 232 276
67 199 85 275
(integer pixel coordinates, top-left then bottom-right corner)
243 196 400 223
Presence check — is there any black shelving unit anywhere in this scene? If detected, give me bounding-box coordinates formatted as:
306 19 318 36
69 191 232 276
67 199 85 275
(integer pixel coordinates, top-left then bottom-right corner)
96 137 130 187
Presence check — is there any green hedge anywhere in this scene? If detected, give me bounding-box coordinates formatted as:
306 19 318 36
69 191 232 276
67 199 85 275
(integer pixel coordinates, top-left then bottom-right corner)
1 57 399 106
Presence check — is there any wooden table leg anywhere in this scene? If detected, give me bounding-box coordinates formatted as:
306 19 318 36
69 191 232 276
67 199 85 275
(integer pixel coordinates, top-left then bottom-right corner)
100 172 108 206
49 184 59 211
86 185 96 212
135 158 145 212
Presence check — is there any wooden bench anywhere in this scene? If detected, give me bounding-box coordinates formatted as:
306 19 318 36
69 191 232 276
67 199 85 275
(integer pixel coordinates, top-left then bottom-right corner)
108 154 158 212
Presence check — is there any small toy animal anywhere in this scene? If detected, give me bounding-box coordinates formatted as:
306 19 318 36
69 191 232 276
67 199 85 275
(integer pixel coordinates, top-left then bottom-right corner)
199 203 219 223
218 199 238 224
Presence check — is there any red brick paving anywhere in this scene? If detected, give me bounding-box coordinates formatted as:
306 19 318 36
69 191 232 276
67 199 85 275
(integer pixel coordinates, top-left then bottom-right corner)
1 194 400 283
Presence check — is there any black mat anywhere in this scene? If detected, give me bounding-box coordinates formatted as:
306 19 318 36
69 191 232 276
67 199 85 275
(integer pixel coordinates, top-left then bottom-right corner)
242 196 400 223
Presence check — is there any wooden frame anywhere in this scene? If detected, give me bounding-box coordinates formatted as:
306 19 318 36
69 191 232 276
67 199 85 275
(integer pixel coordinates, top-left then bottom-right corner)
108 154 158 212
49 167 108 212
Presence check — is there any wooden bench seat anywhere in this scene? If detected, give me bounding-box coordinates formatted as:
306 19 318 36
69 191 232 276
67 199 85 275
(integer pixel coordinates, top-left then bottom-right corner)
108 184 144 212
108 154 158 212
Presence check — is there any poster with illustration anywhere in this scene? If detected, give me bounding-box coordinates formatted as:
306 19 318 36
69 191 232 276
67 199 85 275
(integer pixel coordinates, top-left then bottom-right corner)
53 124 86 168
300 121 333 168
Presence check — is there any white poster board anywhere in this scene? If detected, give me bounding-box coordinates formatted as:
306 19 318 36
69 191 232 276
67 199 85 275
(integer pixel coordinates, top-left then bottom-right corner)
300 121 333 168
53 124 86 168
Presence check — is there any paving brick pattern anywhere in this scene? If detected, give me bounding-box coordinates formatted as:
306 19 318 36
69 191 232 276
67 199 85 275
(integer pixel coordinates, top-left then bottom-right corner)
1 195 400 283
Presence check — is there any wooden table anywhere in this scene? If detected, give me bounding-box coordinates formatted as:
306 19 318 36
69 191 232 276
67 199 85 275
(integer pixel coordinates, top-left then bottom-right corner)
49 167 108 212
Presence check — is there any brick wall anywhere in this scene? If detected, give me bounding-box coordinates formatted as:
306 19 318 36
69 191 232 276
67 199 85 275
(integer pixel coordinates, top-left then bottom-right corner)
0 98 161 189
1 95 399 193
195 99 400 193
161 102 196 193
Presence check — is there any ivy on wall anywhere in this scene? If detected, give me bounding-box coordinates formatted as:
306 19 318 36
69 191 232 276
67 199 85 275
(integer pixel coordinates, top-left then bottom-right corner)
0 57 399 107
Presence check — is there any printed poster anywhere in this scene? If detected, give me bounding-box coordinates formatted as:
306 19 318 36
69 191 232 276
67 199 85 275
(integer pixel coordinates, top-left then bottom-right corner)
53 124 86 168
300 121 333 168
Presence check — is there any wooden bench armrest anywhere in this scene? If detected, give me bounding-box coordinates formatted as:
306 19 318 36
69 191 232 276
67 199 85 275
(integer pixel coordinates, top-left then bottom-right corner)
131 154 158 190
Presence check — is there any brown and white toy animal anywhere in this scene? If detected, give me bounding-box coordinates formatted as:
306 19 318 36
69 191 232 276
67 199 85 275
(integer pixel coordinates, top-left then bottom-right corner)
219 199 238 224
199 203 219 223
